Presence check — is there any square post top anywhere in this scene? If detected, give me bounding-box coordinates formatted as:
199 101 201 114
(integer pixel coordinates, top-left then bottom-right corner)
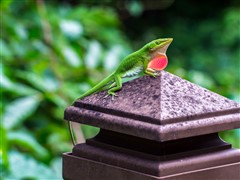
64 71 240 141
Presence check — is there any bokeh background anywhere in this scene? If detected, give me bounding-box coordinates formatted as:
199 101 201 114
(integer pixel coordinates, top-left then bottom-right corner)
1 0 239 179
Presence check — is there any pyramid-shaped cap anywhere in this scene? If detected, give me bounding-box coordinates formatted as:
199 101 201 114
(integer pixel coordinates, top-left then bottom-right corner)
64 71 240 141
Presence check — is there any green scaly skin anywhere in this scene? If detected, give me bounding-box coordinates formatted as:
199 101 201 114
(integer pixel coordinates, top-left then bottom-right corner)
78 38 173 100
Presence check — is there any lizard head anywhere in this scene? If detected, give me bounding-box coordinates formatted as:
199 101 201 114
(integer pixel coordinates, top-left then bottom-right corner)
146 38 173 57
145 38 173 71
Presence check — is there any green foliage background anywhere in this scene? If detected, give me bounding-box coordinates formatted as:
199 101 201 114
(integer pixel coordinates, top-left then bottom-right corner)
1 0 239 179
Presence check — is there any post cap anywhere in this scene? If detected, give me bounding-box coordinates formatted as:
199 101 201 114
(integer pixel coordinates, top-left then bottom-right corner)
64 71 240 141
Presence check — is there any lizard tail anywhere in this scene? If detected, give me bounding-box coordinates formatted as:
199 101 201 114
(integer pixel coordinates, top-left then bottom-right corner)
77 73 115 100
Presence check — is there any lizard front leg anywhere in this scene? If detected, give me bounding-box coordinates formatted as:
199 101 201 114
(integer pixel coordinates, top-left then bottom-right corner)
105 74 122 100
143 60 158 77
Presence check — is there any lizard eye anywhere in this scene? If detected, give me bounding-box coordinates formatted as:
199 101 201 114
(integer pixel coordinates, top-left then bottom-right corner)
155 41 160 45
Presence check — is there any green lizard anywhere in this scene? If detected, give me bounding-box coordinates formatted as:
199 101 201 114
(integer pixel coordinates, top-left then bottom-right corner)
70 38 173 145
78 38 173 100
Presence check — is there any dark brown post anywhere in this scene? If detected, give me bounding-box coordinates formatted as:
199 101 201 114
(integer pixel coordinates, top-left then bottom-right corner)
63 71 240 180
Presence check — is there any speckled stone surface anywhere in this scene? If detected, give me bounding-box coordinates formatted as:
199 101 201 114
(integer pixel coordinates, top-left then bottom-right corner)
74 75 162 124
160 71 240 124
64 71 240 141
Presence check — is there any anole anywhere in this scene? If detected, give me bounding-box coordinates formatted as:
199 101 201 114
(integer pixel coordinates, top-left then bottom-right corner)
78 38 173 100
70 38 173 145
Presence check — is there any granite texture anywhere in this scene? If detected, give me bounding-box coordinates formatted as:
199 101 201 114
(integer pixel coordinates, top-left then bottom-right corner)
160 71 240 124
64 71 240 141
74 75 162 124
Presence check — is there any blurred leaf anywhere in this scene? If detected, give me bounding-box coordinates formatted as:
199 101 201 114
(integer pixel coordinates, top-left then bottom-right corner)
126 0 143 17
85 40 101 68
11 40 27 58
62 82 90 100
46 93 68 107
215 70 236 86
0 127 8 169
3 95 41 130
7 151 57 180
47 129 71 154
0 39 12 59
219 129 240 148
60 19 83 39
16 71 59 92
231 93 240 104
187 70 215 89
0 0 13 11
8 131 49 159
81 124 99 139
14 23 28 40
50 158 63 179
104 45 123 71
1 72 14 89
1 73 39 95
32 40 49 54
221 9 240 44
62 46 81 67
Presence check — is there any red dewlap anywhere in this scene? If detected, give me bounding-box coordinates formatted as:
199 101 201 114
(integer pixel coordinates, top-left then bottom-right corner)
148 54 168 70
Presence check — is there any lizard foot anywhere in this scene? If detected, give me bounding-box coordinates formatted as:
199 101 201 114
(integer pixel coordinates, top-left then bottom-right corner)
154 71 161 76
150 72 159 78
104 92 118 100
145 69 161 78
